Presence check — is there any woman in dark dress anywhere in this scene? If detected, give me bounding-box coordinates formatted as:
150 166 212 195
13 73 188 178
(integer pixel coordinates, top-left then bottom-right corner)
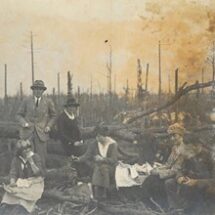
57 97 83 156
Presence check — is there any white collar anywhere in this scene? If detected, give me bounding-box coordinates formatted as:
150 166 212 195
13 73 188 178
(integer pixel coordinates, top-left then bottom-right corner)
98 137 116 158
19 151 34 164
34 97 41 102
19 156 27 164
64 109 75 120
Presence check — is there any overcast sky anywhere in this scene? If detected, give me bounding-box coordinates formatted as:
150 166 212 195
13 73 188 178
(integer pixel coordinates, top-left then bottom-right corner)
0 0 214 97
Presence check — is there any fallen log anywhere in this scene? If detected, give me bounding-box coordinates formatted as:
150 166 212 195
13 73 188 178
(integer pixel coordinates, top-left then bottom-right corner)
0 121 139 144
127 80 215 124
0 121 19 138
0 121 213 150
0 122 97 140
46 153 68 168
43 183 91 204
80 126 96 139
47 141 66 155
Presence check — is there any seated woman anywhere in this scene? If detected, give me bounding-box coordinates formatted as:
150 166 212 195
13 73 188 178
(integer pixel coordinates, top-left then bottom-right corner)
74 126 118 201
0 139 45 215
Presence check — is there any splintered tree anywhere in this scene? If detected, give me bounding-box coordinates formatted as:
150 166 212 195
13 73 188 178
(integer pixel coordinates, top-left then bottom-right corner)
175 68 179 122
136 59 143 102
4 64 8 106
145 63 149 92
202 68 204 94
67 71 73 98
206 41 215 98
20 82 23 100
124 79 130 102
57 73 60 104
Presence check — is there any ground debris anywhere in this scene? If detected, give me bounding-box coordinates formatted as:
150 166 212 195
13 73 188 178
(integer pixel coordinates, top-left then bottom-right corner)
35 200 170 215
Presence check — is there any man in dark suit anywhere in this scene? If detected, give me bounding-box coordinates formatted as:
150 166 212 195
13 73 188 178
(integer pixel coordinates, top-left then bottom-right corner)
16 80 57 169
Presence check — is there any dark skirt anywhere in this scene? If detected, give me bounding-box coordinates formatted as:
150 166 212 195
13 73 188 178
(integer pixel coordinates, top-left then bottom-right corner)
92 164 115 189
0 203 30 215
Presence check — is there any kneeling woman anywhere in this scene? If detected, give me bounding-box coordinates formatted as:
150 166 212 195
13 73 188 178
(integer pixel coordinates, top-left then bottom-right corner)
75 127 118 200
0 139 45 215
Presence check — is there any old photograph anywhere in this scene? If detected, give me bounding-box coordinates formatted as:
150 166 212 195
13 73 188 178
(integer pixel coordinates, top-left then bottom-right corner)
0 0 215 214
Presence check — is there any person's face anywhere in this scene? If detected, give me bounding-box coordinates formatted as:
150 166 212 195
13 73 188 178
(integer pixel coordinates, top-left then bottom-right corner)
33 88 44 98
171 133 183 145
66 106 78 115
96 134 106 144
21 147 31 158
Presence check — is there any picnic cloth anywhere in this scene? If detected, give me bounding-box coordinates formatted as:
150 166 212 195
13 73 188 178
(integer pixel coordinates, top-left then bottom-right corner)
115 162 152 188
2 177 44 213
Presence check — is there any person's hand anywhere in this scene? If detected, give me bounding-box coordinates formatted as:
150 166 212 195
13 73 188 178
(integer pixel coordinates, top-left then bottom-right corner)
22 149 33 160
74 140 84 146
177 176 189 184
71 155 79 162
27 156 34 165
9 179 16 187
150 168 159 176
22 122 29 128
44 126 51 133
94 155 104 162
9 182 16 187
183 178 197 187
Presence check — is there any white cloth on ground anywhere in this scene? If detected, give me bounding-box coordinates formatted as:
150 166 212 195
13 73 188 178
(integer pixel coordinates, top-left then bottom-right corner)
2 177 44 213
115 161 152 188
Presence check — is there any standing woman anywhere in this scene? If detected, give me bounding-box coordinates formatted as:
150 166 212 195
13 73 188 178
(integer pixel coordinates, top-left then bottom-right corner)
57 97 83 156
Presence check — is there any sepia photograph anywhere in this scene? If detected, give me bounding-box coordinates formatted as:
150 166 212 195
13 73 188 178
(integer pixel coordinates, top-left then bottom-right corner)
0 0 215 214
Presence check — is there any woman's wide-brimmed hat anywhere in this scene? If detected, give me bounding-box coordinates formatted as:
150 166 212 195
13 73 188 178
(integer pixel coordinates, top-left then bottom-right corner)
167 123 185 136
64 97 80 107
31 80 47 90
94 126 109 136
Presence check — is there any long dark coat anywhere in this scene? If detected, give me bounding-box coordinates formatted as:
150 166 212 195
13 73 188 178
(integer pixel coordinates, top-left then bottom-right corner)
79 141 118 189
56 111 82 156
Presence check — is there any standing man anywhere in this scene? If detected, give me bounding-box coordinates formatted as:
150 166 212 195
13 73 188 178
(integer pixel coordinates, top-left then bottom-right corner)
16 80 57 169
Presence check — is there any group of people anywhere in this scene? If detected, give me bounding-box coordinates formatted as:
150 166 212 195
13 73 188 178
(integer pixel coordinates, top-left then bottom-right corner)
0 80 56 214
0 79 119 214
0 80 83 214
0 79 214 214
148 123 215 214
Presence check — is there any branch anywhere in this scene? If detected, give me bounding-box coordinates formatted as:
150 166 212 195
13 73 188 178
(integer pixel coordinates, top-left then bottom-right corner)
127 80 215 124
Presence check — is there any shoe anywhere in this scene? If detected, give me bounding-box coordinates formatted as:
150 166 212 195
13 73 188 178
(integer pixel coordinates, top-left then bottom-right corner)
88 199 98 211
168 208 184 215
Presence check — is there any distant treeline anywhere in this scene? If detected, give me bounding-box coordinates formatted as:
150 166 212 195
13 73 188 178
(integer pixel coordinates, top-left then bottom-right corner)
0 91 214 126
